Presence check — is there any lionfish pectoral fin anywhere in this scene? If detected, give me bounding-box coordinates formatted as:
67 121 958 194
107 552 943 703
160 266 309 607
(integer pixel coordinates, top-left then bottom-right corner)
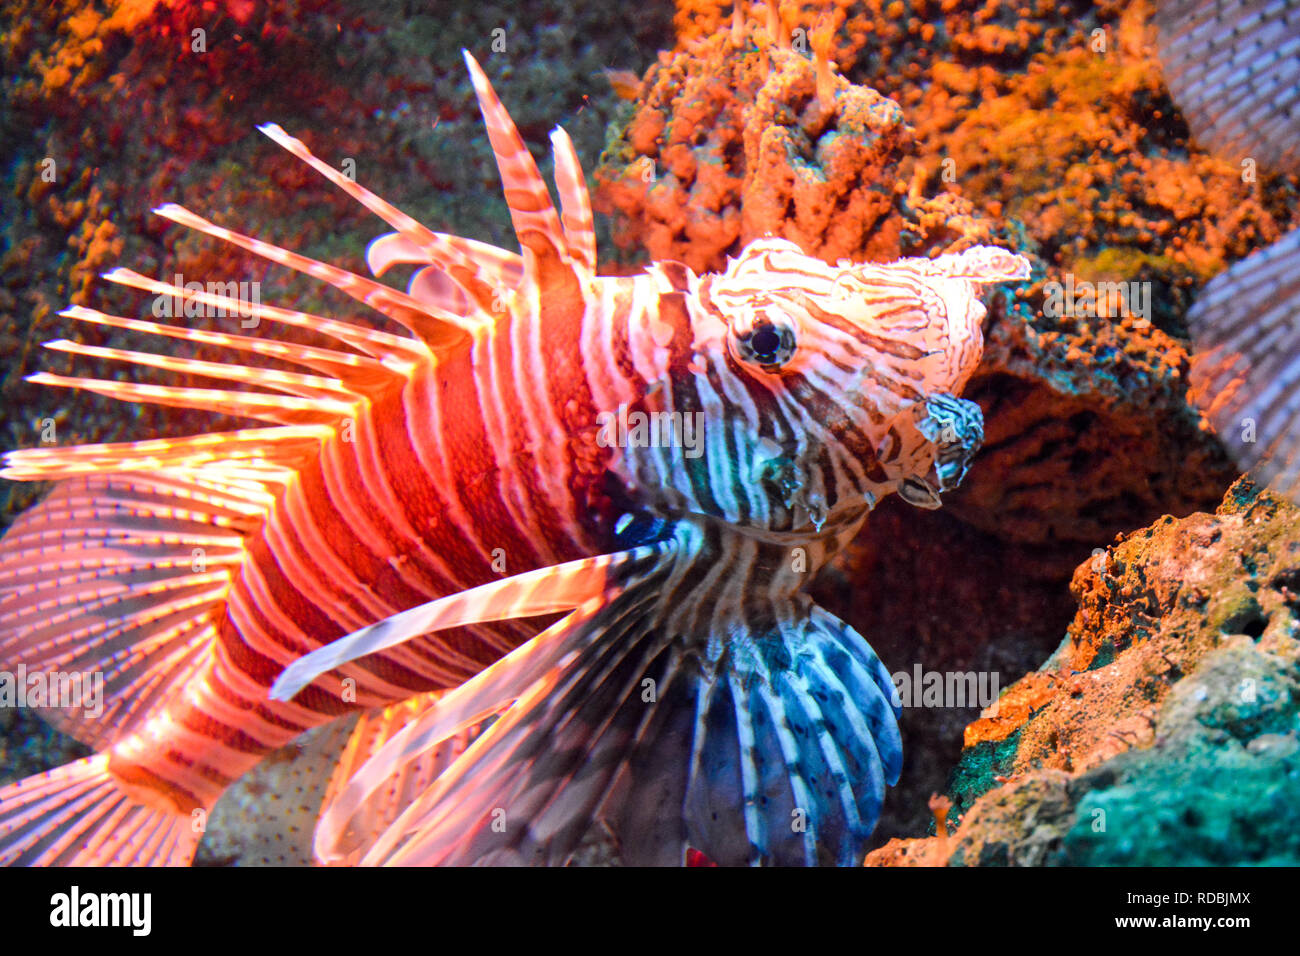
615 604 903 867
269 539 677 704
316 555 680 865
0 754 200 866
318 567 902 866
314 691 487 865
296 532 684 865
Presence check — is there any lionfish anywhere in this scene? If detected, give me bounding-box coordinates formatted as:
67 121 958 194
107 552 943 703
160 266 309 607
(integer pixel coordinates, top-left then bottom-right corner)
1156 0 1300 500
0 51 1029 866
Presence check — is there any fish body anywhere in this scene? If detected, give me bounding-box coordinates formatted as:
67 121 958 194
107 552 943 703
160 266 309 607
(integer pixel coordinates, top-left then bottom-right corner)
0 52 1028 866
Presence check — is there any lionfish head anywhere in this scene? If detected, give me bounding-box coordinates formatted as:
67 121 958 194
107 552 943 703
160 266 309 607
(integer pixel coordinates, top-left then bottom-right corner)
632 237 1030 534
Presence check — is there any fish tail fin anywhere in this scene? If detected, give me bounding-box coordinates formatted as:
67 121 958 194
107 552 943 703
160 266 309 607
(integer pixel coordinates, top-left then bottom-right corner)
298 524 902 866
0 755 199 866
0 469 272 866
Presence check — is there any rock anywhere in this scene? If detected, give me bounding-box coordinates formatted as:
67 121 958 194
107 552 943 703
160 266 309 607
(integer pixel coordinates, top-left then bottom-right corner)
867 478 1300 865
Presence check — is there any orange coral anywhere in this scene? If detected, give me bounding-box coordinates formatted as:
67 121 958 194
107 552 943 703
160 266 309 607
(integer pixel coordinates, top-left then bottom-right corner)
595 12 1014 273
663 0 1297 283
964 670 1057 745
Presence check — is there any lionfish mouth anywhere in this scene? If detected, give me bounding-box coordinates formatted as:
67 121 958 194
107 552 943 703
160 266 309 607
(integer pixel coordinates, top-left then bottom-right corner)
898 476 944 510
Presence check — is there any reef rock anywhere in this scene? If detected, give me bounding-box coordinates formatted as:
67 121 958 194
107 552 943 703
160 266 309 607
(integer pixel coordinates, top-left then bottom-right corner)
867 477 1300 865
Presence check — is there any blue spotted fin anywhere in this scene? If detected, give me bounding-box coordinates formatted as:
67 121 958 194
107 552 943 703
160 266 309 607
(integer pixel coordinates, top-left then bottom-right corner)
275 524 902 866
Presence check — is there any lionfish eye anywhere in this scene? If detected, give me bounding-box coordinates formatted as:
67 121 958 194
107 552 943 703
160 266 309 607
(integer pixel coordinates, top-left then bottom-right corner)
733 316 797 370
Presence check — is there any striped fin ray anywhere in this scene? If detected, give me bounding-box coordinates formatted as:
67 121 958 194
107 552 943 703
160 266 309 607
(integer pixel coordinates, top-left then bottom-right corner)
0 473 261 750
150 203 455 351
1155 0 1300 174
293 536 683 864
1189 226 1300 500
338 561 677 866
269 540 676 703
314 692 483 865
41 339 355 404
366 232 522 288
652 604 900 867
25 371 355 427
0 755 200 866
57 304 396 393
0 467 290 867
368 230 522 325
256 123 507 323
103 267 421 368
549 127 597 276
1 427 330 482
462 51 586 292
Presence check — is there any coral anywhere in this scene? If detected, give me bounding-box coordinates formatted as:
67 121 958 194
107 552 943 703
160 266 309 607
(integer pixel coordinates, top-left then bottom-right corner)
742 48 911 263
595 12 1008 272
661 1 1300 285
867 478 1300 865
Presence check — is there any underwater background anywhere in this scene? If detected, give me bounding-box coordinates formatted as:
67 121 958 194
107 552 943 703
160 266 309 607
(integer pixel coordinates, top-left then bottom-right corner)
1 0 1298 865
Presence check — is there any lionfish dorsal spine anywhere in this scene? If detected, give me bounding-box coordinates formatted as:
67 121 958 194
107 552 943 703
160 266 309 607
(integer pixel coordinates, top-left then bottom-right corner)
462 51 594 296
548 126 598 277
